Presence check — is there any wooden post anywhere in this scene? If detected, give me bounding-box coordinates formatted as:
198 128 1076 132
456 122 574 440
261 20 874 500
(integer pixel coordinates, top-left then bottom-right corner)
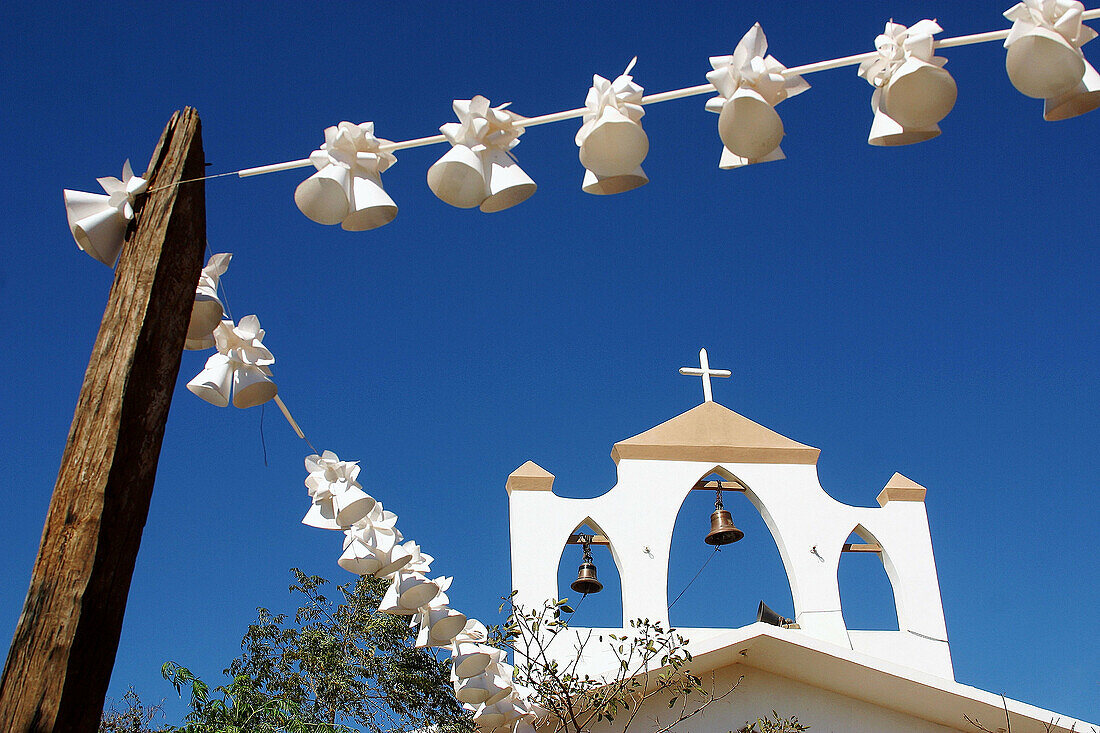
0 108 206 732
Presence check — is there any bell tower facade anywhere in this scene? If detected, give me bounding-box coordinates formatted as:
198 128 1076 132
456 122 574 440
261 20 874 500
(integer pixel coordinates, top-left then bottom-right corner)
506 399 954 680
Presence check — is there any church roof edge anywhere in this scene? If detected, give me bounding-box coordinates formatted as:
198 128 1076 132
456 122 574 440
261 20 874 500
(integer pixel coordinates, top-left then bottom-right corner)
611 401 820 465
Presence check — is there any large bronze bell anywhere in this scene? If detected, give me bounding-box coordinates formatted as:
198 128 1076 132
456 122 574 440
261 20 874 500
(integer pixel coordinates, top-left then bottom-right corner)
704 488 744 546
570 540 604 595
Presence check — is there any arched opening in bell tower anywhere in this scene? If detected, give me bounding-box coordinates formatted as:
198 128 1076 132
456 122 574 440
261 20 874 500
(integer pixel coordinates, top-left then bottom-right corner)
667 468 794 629
554 518 624 629
838 525 900 631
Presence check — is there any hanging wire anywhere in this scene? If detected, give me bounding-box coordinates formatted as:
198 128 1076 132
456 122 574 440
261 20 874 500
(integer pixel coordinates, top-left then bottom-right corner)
259 402 269 467
563 590 588 625
668 546 721 610
146 169 239 193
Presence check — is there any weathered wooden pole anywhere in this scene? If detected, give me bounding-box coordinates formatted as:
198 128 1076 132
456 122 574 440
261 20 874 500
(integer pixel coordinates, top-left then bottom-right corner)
0 108 206 732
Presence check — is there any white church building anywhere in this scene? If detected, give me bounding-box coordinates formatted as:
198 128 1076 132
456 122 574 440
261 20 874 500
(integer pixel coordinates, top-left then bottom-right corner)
506 351 1095 733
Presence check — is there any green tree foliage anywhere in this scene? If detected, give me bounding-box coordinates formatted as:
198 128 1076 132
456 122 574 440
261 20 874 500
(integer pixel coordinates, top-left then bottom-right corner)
156 569 472 733
496 595 808 733
101 572 808 733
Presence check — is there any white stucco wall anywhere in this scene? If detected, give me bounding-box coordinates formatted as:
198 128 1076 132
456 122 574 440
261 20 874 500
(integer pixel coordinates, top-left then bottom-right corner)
576 664 965 733
509 457 953 679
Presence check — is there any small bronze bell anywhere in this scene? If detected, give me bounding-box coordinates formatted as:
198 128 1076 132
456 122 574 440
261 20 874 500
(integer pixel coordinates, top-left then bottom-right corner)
570 539 604 595
704 488 744 546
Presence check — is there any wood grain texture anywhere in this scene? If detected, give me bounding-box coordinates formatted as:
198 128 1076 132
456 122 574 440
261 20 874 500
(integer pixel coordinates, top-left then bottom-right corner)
0 108 206 732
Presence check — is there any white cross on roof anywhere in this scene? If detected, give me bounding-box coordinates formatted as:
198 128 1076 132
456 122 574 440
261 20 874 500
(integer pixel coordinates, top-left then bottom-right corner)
678 347 730 403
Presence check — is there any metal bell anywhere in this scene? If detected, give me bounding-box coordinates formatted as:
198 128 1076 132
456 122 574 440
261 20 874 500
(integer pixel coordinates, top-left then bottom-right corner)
571 561 603 595
570 539 603 595
704 488 744 546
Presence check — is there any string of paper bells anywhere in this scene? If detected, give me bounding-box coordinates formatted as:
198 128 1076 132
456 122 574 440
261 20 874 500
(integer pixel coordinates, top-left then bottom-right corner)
175 262 544 730
297 449 547 732
62 3 1100 261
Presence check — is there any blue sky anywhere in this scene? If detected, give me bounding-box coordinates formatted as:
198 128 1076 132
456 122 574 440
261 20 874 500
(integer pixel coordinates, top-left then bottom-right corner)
0 0 1096 727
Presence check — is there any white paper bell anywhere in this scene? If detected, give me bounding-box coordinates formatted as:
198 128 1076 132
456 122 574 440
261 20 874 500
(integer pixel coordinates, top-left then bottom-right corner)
295 122 399 231
331 486 375 527
1044 58 1100 119
232 365 277 409
185 253 232 350
1007 27 1087 98
581 166 648 195
452 643 495 679
339 539 388 575
346 538 430 579
63 161 147 267
472 696 526 728
578 108 649 178
427 145 488 209
483 674 515 706
471 704 507 729
295 165 352 226
480 149 537 213
376 540 432 578
857 20 952 146
304 501 338 530
342 172 398 231
880 58 958 129
575 59 648 191
428 609 469 644
189 317 277 409
363 551 405 578
63 191 128 267
455 667 513 705
379 571 441 615
868 88 941 147
415 607 469 648
368 548 413 578
186 296 224 350
303 453 375 530
187 353 233 407
718 87 785 160
706 24 809 172
337 515 403 573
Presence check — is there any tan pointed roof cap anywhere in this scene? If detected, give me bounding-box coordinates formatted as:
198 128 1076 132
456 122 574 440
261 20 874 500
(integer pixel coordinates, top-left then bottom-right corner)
506 460 556 493
611 401 820 465
876 472 927 506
